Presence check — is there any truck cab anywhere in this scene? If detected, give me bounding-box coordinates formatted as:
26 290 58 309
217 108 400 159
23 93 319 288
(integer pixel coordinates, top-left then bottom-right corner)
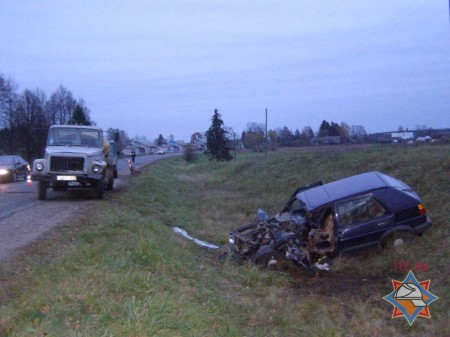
31 125 117 200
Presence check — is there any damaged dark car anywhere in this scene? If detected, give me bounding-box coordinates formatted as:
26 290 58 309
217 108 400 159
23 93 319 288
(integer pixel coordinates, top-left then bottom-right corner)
229 171 431 274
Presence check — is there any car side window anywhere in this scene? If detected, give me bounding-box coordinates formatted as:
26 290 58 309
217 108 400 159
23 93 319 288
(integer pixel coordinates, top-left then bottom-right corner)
337 196 387 227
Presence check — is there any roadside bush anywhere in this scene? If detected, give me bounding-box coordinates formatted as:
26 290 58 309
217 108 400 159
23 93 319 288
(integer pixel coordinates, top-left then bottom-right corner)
439 136 450 144
183 144 198 163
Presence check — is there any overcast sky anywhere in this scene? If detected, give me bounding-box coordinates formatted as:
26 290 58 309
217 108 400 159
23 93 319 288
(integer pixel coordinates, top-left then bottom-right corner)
1 1 449 141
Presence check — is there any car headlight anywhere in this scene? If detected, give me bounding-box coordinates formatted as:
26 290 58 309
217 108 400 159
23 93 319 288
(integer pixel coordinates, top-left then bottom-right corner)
35 163 44 171
0 169 8 175
92 165 103 174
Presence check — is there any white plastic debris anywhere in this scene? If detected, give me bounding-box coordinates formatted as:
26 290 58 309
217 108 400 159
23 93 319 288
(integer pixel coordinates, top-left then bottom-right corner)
314 262 331 271
172 227 220 249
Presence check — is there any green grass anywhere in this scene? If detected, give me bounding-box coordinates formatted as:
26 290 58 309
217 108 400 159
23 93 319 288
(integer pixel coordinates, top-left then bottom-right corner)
1 144 449 336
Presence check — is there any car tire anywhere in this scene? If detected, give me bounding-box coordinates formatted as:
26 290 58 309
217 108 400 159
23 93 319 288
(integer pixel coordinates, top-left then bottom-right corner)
382 231 414 252
38 181 48 200
11 171 17 183
255 245 290 271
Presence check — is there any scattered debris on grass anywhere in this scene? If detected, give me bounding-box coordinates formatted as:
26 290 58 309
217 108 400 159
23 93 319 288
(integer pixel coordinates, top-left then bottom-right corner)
173 227 220 249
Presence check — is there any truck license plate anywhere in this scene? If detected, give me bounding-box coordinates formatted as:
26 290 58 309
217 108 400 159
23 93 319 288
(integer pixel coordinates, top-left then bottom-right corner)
57 175 77 181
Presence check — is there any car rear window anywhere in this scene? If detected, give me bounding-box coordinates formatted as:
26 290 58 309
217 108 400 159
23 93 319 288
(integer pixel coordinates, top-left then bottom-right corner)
378 173 421 201
373 188 418 211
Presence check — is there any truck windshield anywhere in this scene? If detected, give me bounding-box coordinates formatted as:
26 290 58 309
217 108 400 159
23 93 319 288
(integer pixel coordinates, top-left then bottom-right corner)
48 128 101 148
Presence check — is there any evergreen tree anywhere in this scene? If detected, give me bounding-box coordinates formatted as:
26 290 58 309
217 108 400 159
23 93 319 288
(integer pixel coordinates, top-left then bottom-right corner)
205 109 232 161
68 104 91 125
318 120 331 136
156 134 165 146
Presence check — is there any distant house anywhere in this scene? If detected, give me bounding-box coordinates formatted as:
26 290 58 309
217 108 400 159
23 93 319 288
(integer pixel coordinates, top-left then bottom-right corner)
166 139 185 153
123 140 157 155
310 136 342 146
391 132 414 143
192 139 207 151
376 133 393 143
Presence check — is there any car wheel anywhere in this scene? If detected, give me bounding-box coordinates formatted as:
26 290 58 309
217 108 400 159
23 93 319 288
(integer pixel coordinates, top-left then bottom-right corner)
382 231 415 253
11 171 17 183
254 245 291 271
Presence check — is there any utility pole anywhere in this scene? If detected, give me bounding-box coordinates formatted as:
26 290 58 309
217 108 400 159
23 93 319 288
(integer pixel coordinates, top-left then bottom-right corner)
265 108 268 157
233 131 236 160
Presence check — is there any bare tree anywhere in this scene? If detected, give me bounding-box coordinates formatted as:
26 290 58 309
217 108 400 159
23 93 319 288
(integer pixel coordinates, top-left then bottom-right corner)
350 125 368 141
16 89 49 160
300 126 314 145
0 74 19 153
46 85 76 125
244 122 265 151
339 122 350 138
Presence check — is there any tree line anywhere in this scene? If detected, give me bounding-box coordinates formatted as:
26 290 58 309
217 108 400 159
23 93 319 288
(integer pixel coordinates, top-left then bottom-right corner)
204 110 371 162
0 73 132 162
0 73 96 162
240 120 368 152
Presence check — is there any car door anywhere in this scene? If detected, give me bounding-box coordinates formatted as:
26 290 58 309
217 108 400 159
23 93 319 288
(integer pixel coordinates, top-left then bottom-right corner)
16 156 28 177
335 194 394 253
13 156 23 177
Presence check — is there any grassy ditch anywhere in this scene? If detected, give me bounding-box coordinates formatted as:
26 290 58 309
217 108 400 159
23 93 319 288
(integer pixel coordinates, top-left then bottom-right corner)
0 144 449 336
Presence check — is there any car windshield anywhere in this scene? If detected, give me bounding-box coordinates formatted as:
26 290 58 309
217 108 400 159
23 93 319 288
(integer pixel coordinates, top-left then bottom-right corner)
48 128 101 148
287 198 306 214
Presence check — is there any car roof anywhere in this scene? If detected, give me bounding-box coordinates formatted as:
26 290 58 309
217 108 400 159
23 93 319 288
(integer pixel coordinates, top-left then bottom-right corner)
296 171 391 210
0 155 21 160
0 155 20 164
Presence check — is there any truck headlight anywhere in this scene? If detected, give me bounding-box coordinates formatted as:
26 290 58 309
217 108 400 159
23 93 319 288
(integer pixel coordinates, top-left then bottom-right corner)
0 169 8 175
92 165 103 174
35 163 44 171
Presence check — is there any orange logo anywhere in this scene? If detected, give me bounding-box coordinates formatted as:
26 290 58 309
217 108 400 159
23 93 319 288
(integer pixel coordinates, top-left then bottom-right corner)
383 270 438 325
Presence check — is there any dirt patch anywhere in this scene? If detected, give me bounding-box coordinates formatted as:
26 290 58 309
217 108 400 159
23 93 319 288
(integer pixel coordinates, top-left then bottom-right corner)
0 176 128 265
0 200 86 263
290 269 387 297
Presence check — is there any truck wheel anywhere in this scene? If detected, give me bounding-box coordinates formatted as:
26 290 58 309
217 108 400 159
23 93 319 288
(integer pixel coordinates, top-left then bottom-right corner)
38 181 48 200
106 177 114 191
93 178 105 199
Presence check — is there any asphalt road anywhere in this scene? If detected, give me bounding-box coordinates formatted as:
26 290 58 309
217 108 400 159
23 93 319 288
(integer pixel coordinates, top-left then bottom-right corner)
0 154 172 221
0 153 178 263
